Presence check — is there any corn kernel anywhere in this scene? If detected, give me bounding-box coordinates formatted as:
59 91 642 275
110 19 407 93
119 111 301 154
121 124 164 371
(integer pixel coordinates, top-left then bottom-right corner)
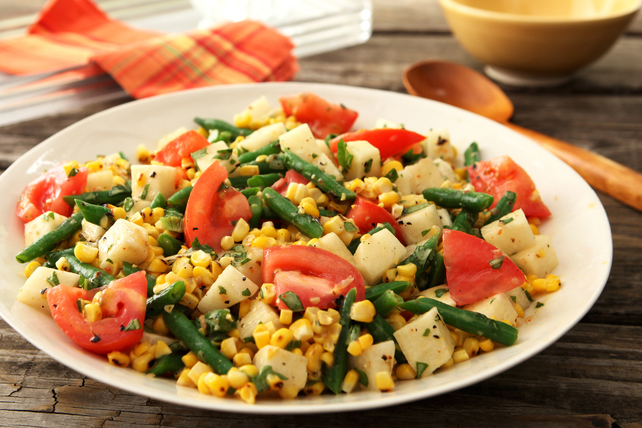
260 226 277 239
342 370 360 393
350 300 376 323
381 160 403 176
55 257 70 272
347 178 365 193
176 368 196 388
279 310 293 325
396 363 417 380
304 381 325 396
151 316 170 336
227 367 250 389
513 302 525 318
239 165 260 176
270 328 294 349
532 278 547 293
193 266 215 287
453 348 470 363
82 303 102 322
24 261 41 278
220 337 240 359
137 145 151 163
375 371 395 392
347 341 363 357
373 177 394 195
396 263 417 277
147 258 169 273
279 385 299 399
289 318 314 342
463 337 480 358
189 250 211 268
546 274 561 292
388 313 406 331
479 338 495 352
233 352 252 367
239 364 258 378
202 372 229 397
300 200 320 217
231 218 250 242
253 329 271 350
252 235 272 249
321 351 334 367
187 361 213 386
323 216 344 235
182 351 199 368
259 283 276 305
383 268 397 283
236 382 258 404
530 223 540 235
357 334 374 350
132 352 155 372
379 191 399 208
276 228 291 242
107 351 130 368
305 343 324 372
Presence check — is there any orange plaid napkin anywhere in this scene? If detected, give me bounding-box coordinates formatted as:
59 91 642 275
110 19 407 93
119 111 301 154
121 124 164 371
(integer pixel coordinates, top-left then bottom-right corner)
0 0 298 98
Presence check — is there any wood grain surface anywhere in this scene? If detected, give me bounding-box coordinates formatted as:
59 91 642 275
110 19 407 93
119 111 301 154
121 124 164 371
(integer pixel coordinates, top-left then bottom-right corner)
1 1 641 427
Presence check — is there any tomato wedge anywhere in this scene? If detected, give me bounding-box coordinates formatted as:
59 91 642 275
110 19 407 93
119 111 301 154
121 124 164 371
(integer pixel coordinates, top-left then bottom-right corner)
442 230 526 306
329 128 426 160
17 164 88 222
271 170 309 196
154 130 210 167
279 93 358 139
183 161 252 253
467 156 551 218
346 196 406 245
47 271 147 354
263 245 365 310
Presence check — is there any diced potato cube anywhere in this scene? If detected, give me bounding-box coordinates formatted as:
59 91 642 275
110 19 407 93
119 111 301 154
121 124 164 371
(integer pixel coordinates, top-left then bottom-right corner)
416 285 456 307
279 124 319 164
197 265 259 313
397 204 443 245
98 219 149 272
253 345 308 392
24 212 67 246
402 157 444 193
344 140 382 181
354 229 406 285
131 165 178 202
193 141 240 176
506 286 530 310
157 127 189 150
237 300 282 340
511 235 559 278
127 197 151 216
349 341 396 391
393 307 455 377
238 96 273 124
237 122 286 152
309 232 355 265
436 208 452 228
86 170 114 192
433 158 457 182
17 267 80 314
394 170 412 195
464 293 518 325
423 128 455 162
313 153 343 181
235 247 263 286
81 219 106 242
481 209 536 256
315 139 334 160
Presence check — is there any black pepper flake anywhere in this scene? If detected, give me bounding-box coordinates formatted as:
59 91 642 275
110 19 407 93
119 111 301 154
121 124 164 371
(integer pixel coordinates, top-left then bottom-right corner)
224 300 230 304
433 335 440 339
242 277 247 281
406 222 412 226
398 221 404 225
90 333 101 343
150 171 157 178
437 137 447 146
53 304 58 308
193 227 198 231
40 288 48 295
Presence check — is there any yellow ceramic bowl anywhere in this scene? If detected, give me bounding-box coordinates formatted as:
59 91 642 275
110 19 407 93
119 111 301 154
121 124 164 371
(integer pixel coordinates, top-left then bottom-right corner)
439 0 641 86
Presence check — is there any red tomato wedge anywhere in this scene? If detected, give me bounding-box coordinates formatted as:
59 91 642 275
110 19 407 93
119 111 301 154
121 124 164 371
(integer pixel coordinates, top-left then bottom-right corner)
442 230 526 306
263 245 365 310
17 164 88 222
346 196 406 245
183 161 252 253
279 93 358 139
154 130 210 167
329 128 426 160
467 156 551 218
47 271 147 354
271 170 309 196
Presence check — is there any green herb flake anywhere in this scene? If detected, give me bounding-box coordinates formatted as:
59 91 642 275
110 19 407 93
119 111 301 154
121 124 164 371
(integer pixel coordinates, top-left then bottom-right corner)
488 255 505 269
46 271 60 287
191 147 208 161
76 298 84 313
118 151 129 161
354 367 369 387
490 298 496 304
343 221 358 233
524 290 534 302
385 168 398 183
242 288 251 297
123 197 134 212
253 365 288 393
123 319 142 331
422 328 431 337
311 153 319 159
402 202 429 216
218 286 227 295
216 148 234 160
421 229 430 237
44 212 55 221
336 140 354 174
67 168 79 178
435 288 447 298
364 159 373 174
510 295 517 303
416 362 429 378
140 184 150 200
278 291 304 312
536 302 545 308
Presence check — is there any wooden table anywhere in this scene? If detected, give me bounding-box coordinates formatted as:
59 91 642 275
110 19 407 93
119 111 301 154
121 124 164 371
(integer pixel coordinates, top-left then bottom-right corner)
1 1 642 426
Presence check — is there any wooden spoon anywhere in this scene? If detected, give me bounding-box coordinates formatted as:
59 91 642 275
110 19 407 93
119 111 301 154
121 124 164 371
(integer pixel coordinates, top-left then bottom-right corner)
403 59 642 212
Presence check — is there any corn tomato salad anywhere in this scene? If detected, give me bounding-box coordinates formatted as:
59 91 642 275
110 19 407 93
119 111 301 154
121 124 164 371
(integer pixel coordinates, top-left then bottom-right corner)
15 93 561 403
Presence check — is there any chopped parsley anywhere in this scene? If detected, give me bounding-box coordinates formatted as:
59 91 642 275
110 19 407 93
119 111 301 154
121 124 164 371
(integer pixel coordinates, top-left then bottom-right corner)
384 168 398 183
343 221 358 232
241 288 251 297
278 291 304 312
46 271 60 287
499 217 514 226
488 255 505 269
218 286 227 295
510 295 517 303
216 148 234 160
422 328 431 337
364 159 373 174
355 367 369 387
123 319 142 331
416 362 429 378
536 301 545 308
140 184 150 200
435 288 447 298
336 140 354 173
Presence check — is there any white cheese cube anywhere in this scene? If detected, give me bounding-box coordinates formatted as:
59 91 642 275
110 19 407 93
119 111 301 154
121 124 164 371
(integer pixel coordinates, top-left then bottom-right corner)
464 293 518 324
394 307 455 377
98 219 149 272
17 267 80 314
433 158 457 182
81 219 106 242
397 204 443 245
506 286 531 310
511 235 559 278
423 128 455 162
253 345 308 392
24 211 67 246
374 118 403 129
234 247 263 286
86 170 114 192
403 157 444 193
197 265 259 314
192 141 240 177
131 165 178 202
237 122 286 152
416 285 457 307
279 124 319 164
436 208 452 228
157 127 189 150
354 229 406 285
349 341 396 391
344 140 382 181
309 232 355 265
237 300 282 340
481 209 536 256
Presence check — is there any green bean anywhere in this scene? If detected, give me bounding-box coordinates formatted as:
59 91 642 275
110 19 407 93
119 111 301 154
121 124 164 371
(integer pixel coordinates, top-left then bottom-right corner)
157 233 183 256
16 212 84 263
237 140 280 164
422 188 494 212
167 186 192 209
47 248 115 287
484 191 517 225
228 176 249 189
450 209 476 234
150 193 167 209
399 298 519 346
283 150 356 202
322 288 356 394
147 354 185 377
347 222 395 254
147 281 186 318
262 188 323 238
402 240 436 290
464 142 481 166
62 183 131 207
365 281 412 301
241 187 260 198
194 117 253 138
123 262 156 297
246 173 282 189
365 315 407 364
247 195 263 229
425 252 446 290
242 157 287 175
318 209 339 217
163 310 234 374
372 290 403 318
260 205 281 220
75 200 110 226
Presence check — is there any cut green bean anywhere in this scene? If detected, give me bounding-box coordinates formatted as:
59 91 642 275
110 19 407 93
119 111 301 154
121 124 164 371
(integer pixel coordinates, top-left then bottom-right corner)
451 209 476 234
228 176 249 189
246 173 282 189
402 240 437 290
322 288 357 394
75 200 110 226
464 142 481 166
283 151 356 202
241 187 260 198
318 209 339 217
243 157 287 175
123 262 156 297
16 212 84 263
167 186 192 209
262 188 323 238
484 191 517 225
163 309 234 374
365 281 412 301
47 248 115 287
399 298 519 346
157 233 183 256
238 140 281 164
194 117 253 138
365 315 407 364
150 193 167 209
147 281 186 318
147 354 185 377
422 188 494 212
425 251 446 290
63 183 131 207
247 195 263 229
372 290 403 318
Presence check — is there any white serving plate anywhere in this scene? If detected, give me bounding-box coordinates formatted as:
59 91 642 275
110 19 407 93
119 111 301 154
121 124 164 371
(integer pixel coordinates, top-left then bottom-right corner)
0 82 612 414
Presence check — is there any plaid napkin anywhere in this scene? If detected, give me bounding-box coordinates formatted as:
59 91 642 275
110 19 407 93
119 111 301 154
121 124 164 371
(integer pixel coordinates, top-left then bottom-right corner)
0 0 298 98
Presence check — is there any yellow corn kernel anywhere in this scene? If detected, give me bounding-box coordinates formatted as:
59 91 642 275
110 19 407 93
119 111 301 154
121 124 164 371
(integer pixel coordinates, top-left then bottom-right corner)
375 371 395 392
196 373 212 395
347 340 364 357
255 154 268 163
300 200 320 217
218 236 234 252
129 212 144 226
321 351 334 368
187 361 213 387
136 145 151 163
530 223 540 235
239 164 260 177
151 316 170 336
357 334 374 350
239 364 258 378
378 191 399 208
112 175 126 187
463 337 480 358
292 348 303 356
279 385 299 399
513 302 525 318
153 340 172 359
316 193 329 207
202 372 229 397
259 283 276 305
110 206 127 220
381 160 403 176
303 306 320 322
546 274 561 292
227 367 250 389
62 161 79 176
179 292 199 309
178 179 191 190
304 381 325 396
350 300 376 323
220 337 240 359
233 352 253 367
439 357 454 370
388 313 406 331
279 309 293 326
233 299 250 320
132 352 155 372
532 278 547 293
394 274 415 284
271 228 289 243
373 177 394 195
289 318 314 342
182 351 200 368
189 250 211 268
383 268 397 283
253 329 271 350
231 218 250 242
192 266 214 288
55 257 71 272
251 235 272 249
347 178 365 193
396 263 417 277
24 261 41 278
176 368 196 388
269 328 293 349
82 303 102 323
479 338 495 352
305 343 324 372
323 215 344 235
107 351 130 368
453 348 470 363
396 363 417 380
236 382 258 404
342 369 360 393
172 257 193 278
147 258 169 273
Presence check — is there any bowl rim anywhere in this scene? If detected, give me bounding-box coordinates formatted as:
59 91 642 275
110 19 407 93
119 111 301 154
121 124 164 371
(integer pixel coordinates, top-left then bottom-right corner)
439 0 641 24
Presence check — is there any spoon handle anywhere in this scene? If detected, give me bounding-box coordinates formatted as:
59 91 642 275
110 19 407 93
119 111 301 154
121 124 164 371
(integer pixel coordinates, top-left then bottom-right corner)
505 123 642 212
